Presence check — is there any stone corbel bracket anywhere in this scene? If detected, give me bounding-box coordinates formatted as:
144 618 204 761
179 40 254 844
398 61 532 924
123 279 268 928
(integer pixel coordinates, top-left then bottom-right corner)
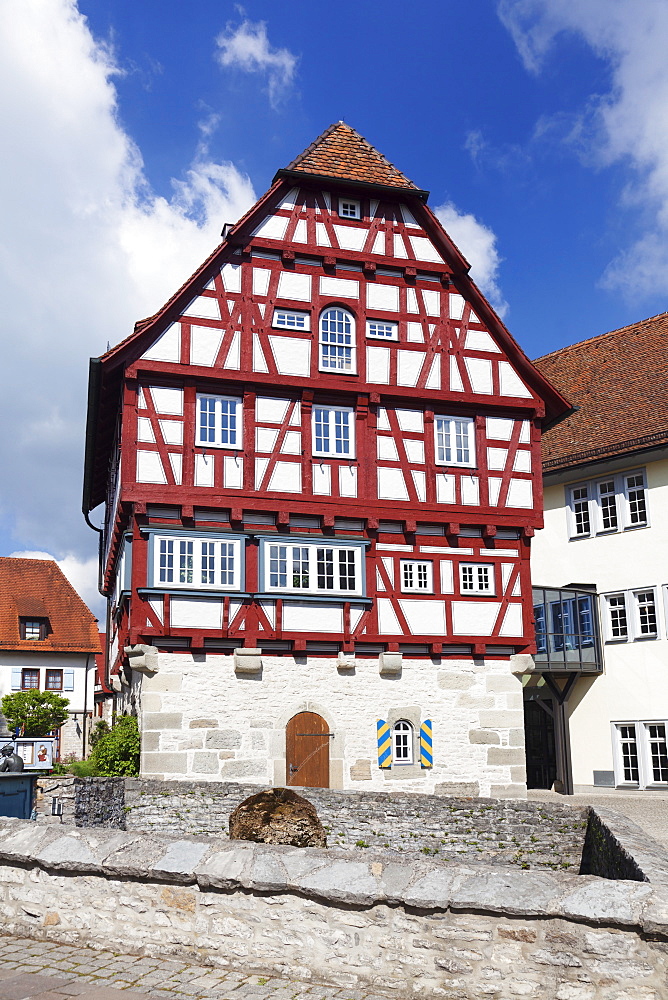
379 651 402 676
234 648 263 675
124 644 159 676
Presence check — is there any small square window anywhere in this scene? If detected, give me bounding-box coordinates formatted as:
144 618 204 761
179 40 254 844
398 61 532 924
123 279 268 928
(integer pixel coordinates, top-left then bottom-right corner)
21 669 39 690
366 320 398 340
338 198 361 220
45 670 63 691
459 563 495 595
400 560 433 593
19 618 47 641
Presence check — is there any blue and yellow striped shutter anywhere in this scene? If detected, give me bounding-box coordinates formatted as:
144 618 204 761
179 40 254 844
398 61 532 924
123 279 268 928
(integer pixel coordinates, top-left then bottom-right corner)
420 719 433 768
377 720 392 768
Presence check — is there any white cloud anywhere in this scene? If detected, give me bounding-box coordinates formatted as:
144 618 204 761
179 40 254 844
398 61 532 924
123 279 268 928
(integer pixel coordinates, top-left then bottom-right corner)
0 1 255 568
434 203 508 317
498 0 668 297
215 19 297 108
9 551 103 625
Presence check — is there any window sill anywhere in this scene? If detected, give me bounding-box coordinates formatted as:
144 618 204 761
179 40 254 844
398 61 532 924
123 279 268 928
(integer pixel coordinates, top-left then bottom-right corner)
138 588 250 599
256 593 371 605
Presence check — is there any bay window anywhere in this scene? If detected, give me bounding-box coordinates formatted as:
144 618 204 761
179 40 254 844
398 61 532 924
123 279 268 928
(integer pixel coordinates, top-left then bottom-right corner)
151 533 243 591
261 539 365 597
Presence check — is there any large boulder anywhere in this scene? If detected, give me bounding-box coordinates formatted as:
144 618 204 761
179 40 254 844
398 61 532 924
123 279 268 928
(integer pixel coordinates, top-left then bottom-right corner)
229 788 327 848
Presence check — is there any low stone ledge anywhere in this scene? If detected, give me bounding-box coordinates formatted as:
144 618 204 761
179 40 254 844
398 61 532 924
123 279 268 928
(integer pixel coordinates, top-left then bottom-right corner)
587 806 668 889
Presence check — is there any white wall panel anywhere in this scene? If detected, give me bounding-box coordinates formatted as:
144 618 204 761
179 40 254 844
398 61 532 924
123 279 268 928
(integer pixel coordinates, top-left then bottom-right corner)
393 234 408 258
449 356 464 392
465 357 493 394
148 599 163 625
406 288 419 313
268 462 301 493
404 439 424 464
487 448 508 471
259 601 276 628
350 605 365 631
380 557 394 586
252 215 288 240
252 334 269 373
499 604 524 637
252 268 271 296
519 420 531 443
333 225 367 251
315 223 331 246
451 602 501 636
281 431 301 455
465 329 500 353
409 236 442 262
255 458 269 489
366 346 391 383
280 188 298 209
501 563 514 592
440 560 454 594
256 428 279 453
221 263 241 292
223 456 243 489
499 361 532 398
171 598 224 630
136 451 166 484
378 467 409 501
506 479 533 508
372 232 385 255
292 219 307 243
190 326 223 367
396 409 423 432
425 356 441 390
278 272 312 301
513 450 532 473
223 331 240 369
377 436 398 461
486 417 514 441
399 204 419 227
195 454 214 487
256 397 289 423
406 322 424 342
338 466 357 497
488 477 502 506
137 418 154 443
376 407 391 431
399 599 446 635
320 276 358 298
269 335 311 376
397 351 424 386
376 568 385 591
151 387 183 415
312 463 331 495
141 323 180 363
461 476 480 505
411 470 426 501
159 421 183 446
436 474 456 504
282 602 343 633
184 295 220 321
367 283 399 312
378 599 402 634
449 293 465 320
168 454 182 484
422 289 440 316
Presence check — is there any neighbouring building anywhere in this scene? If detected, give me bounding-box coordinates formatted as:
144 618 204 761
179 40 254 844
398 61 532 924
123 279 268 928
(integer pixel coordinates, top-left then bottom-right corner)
0 557 101 759
83 122 569 793
531 313 668 793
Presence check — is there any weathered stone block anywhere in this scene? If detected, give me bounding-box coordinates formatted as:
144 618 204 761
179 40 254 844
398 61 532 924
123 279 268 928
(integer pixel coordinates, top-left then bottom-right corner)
140 693 162 713
189 719 218 729
141 752 187 775
435 781 480 796
141 732 160 753
234 648 262 674
457 692 495 709
143 712 183 731
379 652 402 675
206 730 242 750
220 760 268 779
142 672 182 693
508 728 526 747
486 675 521 693
192 753 220 774
511 766 528 783
479 711 524 729
350 760 372 781
438 672 474 690
488 747 526 766
490 783 527 799
469 729 500 745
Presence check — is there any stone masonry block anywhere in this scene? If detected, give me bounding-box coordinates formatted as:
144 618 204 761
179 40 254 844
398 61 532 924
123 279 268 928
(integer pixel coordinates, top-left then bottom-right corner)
190 719 218 729
143 713 183 731
140 693 162 713
435 781 480 796
141 732 160 753
511 766 527 783
469 729 500 745
141 752 187 775
457 693 495 709
206 730 242 750
488 747 526 765
234 648 262 674
508 728 526 747
479 710 524 729
438 672 474 690
510 653 535 673
486 675 521 693
350 759 372 781
142 672 182 693
503 693 525 711
192 753 220 774
490 783 527 799
220 760 268 779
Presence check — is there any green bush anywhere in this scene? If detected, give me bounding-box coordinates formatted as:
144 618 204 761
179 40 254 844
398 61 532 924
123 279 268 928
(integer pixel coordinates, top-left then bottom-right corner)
89 715 140 776
1 690 69 737
88 720 110 748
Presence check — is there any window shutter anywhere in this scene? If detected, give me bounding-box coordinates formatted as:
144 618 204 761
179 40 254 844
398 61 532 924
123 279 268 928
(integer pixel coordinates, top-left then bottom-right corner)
420 719 433 768
377 719 391 769
10 669 21 691
63 670 75 691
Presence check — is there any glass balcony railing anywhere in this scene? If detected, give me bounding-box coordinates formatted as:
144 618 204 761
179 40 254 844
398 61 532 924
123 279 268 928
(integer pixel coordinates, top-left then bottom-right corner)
531 586 603 673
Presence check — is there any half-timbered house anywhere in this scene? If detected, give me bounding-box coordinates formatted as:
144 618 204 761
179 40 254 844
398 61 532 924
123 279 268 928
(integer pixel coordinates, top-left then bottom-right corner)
83 123 569 794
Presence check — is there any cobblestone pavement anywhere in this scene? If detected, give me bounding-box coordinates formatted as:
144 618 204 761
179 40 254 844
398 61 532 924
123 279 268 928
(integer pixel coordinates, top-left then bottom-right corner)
528 788 668 850
0 936 396 1000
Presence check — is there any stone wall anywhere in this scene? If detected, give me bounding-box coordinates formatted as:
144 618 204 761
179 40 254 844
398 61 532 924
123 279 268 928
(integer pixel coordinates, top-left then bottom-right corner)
0 817 666 999
136 651 527 796
35 777 587 870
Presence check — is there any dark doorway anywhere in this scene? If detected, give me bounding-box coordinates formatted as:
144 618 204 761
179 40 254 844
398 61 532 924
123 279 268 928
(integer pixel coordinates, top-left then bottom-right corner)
285 712 330 788
524 698 557 789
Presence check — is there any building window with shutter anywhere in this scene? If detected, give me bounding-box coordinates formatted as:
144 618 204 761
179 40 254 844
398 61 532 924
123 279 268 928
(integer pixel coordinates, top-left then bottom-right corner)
19 618 48 640
392 721 414 764
21 669 39 690
45 670 63 691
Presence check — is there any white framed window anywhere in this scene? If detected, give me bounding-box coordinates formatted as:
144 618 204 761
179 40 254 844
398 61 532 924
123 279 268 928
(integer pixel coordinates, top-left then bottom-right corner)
434 415 476 467
196 394 242 449
613 721 668 788
460 563 495 596
319 307 356 372
272 309 310 331
261 540 364 597
153 535 243 591
312 405 355 458
366 319 398 340
602 588 659 642
338 198 361 220
567 470 648 539
400 560 433 593
392 721 414 764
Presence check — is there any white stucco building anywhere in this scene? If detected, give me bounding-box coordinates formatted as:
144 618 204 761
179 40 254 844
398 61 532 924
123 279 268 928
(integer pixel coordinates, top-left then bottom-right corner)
531 313 668 793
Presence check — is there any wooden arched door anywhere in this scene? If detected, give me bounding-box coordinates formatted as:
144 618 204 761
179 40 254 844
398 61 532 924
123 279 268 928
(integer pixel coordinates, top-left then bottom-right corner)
285 712 330 788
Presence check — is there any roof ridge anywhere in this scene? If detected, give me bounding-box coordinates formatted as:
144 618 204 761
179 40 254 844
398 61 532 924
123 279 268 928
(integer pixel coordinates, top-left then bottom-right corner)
535 311 668 362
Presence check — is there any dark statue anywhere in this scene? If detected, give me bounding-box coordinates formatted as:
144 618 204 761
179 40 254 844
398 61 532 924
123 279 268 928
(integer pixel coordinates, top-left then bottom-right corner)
0 745 24 772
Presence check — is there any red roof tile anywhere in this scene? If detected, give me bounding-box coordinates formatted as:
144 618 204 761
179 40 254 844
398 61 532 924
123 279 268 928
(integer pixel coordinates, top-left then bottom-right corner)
534 312 668 471
0 558 100 653
281 122 422 192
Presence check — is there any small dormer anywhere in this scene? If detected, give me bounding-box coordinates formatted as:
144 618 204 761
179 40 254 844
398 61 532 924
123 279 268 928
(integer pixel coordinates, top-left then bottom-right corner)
19 617 50 641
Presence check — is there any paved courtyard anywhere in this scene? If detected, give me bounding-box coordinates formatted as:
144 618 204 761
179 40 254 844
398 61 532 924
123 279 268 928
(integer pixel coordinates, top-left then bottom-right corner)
0 936 393 1000
528 787 668 850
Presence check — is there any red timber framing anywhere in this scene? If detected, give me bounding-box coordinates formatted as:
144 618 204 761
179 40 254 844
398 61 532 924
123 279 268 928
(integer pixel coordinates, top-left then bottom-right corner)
83 122 570 677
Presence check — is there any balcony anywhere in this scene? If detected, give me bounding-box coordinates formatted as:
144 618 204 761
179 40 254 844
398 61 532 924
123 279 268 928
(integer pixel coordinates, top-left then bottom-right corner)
531 586 603 674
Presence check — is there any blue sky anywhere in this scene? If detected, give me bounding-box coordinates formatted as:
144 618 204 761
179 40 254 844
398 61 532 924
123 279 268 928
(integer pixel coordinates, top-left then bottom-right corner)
1 0 667 617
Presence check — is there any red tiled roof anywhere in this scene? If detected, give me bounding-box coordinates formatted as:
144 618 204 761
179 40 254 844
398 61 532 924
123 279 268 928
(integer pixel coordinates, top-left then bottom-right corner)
281 122 422 192
0 558 101 653
534 312 668 471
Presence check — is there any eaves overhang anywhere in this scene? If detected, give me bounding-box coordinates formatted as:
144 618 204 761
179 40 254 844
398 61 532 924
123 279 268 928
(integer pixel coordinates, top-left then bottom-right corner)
272 168 430 202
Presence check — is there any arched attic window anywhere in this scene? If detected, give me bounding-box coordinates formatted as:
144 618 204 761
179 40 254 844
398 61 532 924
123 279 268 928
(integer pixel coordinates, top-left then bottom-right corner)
392 720 414 765
319 307 356 374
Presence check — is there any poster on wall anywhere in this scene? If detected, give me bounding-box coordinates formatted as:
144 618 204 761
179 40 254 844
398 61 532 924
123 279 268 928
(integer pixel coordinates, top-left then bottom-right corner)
14 739 54 769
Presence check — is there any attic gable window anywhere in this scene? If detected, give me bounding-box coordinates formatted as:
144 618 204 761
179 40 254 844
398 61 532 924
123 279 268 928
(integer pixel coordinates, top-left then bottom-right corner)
338 198 360 220
20 618 48 641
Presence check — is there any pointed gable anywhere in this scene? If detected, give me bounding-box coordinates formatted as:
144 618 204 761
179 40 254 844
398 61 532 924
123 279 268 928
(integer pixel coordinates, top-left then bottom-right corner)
275 122 427 197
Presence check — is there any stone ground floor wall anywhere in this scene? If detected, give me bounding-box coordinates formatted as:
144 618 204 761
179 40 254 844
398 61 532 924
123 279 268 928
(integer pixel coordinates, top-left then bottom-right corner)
134 651 527 796
0 817 667 999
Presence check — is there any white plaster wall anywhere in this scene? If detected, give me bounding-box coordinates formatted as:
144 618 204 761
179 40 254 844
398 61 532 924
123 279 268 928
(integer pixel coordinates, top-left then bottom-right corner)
531 457 668 789
137 652 526 797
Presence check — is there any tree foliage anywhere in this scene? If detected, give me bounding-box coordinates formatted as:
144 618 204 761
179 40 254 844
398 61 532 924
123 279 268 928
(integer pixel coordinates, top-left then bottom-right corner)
89 714 140 776
1 690 69 737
